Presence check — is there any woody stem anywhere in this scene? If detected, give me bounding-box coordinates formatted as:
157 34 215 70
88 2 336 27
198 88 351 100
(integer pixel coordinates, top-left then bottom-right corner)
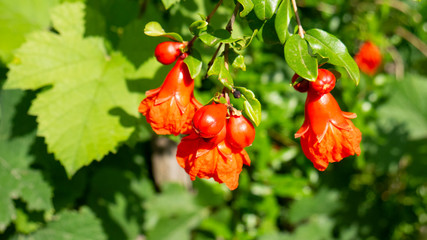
291 0 305 38
187 0 224 51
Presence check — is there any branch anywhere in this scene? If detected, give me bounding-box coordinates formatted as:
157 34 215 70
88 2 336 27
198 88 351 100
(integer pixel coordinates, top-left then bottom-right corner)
187 0 224 50
291 0 305 38
395 26 427 57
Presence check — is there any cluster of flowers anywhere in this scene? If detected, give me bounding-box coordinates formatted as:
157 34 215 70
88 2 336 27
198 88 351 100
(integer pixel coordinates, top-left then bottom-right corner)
292 69 362 171
139 42 255 190
139 40 378 188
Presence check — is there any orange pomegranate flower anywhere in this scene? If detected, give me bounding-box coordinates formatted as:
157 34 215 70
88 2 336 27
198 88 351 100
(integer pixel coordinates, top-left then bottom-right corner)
139 57 202 135
354 41 382 76
295 91 362 171
176 131 251 190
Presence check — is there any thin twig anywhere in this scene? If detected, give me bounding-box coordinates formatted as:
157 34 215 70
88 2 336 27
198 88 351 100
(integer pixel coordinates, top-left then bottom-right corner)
203 43 224 79
224 3 240 71
204 2 241 78
387 45 404 80
291 0 305 38
395 26 427 57
187 0 224 50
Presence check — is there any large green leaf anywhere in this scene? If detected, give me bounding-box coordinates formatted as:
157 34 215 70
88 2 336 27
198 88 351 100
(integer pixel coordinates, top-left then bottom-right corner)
305 29 360 85
4 2 139 177
378 74 427 140
0 0 58 62
253 0 281 20
25 207 106 240
275 0 293 44
284 34 318 81
144 184 205 240
0 89 52 232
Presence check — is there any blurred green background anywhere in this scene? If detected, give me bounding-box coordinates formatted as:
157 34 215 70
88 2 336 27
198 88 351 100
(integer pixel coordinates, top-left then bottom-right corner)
1 0 427 239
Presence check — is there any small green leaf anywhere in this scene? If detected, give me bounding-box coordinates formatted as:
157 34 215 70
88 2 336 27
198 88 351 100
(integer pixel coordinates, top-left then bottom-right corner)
253 0 280 20
232 54 246 71
237 0 254 17
199 28 232 46
305 29 360 85
235 87 261 126
161 0 180 10
144 21 184 42
189 20 208 36
208 56 234 90
184 50 203 79
275 0 293 44
284 34 318 81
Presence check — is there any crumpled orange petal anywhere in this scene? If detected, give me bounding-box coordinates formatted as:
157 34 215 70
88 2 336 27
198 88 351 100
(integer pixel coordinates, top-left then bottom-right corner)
176 131 251 190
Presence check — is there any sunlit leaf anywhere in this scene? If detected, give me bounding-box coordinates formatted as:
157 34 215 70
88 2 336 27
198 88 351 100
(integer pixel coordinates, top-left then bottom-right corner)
235 86 261 126
208 56 234 90
184 49 203 79
253 0 281 20
275 0 293 44
305 29 360 85
0 0 58 62
189 20 208 36
144 21 184 42
237 0 254 17
284 34 318 81
4 2 139 177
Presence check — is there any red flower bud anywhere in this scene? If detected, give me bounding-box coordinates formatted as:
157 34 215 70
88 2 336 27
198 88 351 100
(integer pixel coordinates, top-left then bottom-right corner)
291 73 309 92
226 114 255 149
309 69 336 94
192 103 228 138
154 41 186 65
354 41 382 76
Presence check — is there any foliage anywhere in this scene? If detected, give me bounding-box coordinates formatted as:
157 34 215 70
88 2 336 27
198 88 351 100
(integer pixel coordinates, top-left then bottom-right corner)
1 0 426 239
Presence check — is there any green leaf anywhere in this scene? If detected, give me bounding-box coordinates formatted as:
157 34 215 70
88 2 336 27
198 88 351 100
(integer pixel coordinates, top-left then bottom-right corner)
305 28 360 85
0 0 58 62
208 56 234 90
275 0 293 44
144 184 205 240
253 0 280 20
284 34 318 81
25 207 106 240
4 2 139 177
232 54 246 71
184 50 203 79
189 20 208 36
50 1 84 37
144 21 184 42
237 0 254 17
161 0 181 10
378 74 427 140
288 188 340 223
235 87 261 126
0 89 53 232
269 175 309 198
198 28 232 46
